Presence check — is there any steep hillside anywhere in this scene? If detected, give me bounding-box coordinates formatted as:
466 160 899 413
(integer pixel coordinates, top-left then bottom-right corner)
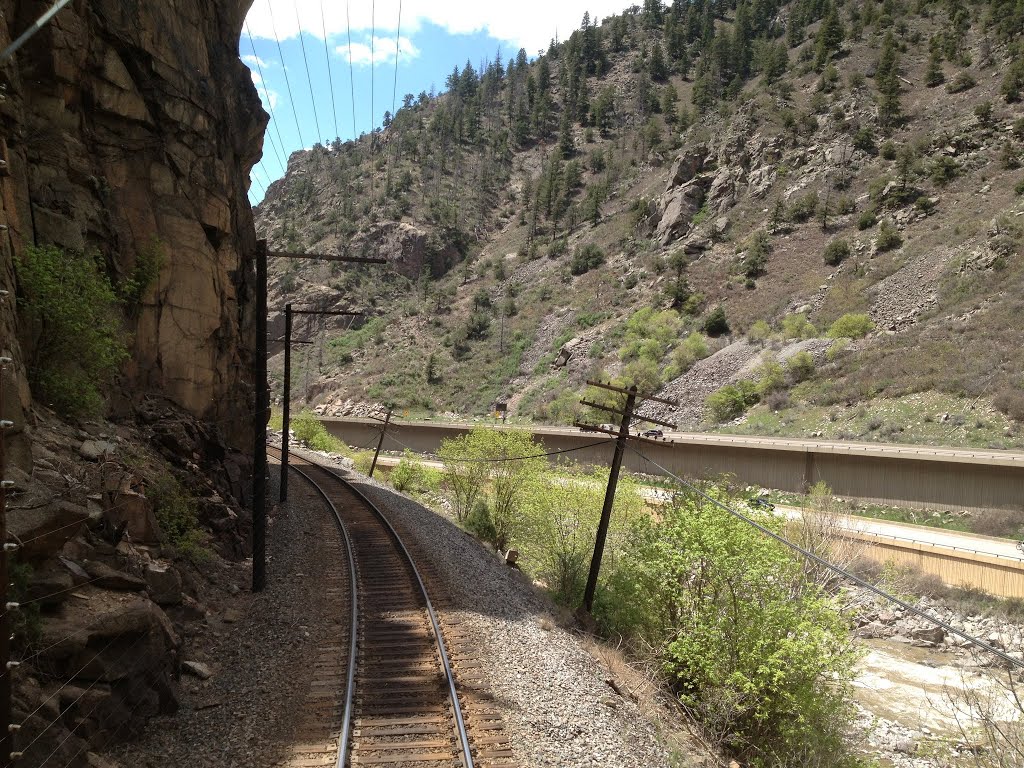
256 0 1024 450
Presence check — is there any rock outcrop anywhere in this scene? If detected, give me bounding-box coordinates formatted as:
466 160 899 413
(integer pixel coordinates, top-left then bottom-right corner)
0 0 267 450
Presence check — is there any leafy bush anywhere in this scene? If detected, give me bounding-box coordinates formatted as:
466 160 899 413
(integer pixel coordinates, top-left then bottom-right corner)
822 238 851 266
741 231 771 278
389 450 430 492
852 126 876 154
786 351 815 382
781 313 816 339
149 473 211 563
827 313 875 339
16 245 129 416
703 305 730 336
747 319 772 342
875 219 903 252
464 499 498 546
663 332 710 380
706 380 760 422
857 208 877 230
929 156 961 186
994 387 1024 422
786 191 819 223
1015 178 1024 197
946 71 976 93
290 410 350 454
599 487 860 765
569 243 605 275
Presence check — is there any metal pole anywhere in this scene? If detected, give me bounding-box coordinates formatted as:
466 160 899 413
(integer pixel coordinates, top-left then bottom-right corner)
252 242 268 592
368 409 392 478
0 0 73 64
0 358 13 768
582 386 636 614
280 303 292 502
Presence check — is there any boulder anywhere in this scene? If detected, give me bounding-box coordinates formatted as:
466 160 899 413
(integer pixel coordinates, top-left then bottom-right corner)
182 660 213 680
26 564 75 609
665 144 707 191
656 180 706 245
911 625 946 645
104 491 162 544
79 440 117 461
145 563 183 606
10 500 90 559
83 561 147 592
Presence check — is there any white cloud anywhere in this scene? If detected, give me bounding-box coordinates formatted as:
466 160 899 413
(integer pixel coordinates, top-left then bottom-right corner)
243 54 270 69
245 0 626 55
335 35 420 67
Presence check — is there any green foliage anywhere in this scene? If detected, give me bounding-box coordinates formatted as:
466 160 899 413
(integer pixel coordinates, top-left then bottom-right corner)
930 156 961 186
852 126 876 155
741 231 771 278
703 305 730 336
706 380 761 422
747 319 772 343
16 245 129 416
389 450 433 493
946 71 976 93
664 333 710 381
875 219 903 252
1016 178 1024 197
823 238 851 266
569 243 605 275
781 313 816 340
119 238 166 308
520 468 643 604
464 498 498 545
290 410 351 455
598 487 860 766
149 473 211 564
857 208 878 230
827 313 875 339
1002 57 1024 102
9 562 42 648
619 307 682 364
786 351 815 382
786 191 819 223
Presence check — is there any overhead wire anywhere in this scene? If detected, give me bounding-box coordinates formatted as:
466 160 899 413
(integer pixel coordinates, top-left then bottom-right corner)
623 442 1024 672
321 0 340 142
245 24 288 170
369 0 376 205
345 0 358 142
267 0 306 148
294 5 324 143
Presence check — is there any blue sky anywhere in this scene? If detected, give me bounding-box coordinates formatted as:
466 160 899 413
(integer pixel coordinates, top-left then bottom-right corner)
242 0 627 204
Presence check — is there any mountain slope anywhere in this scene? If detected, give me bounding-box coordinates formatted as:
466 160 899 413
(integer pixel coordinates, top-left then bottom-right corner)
255 0 1024 450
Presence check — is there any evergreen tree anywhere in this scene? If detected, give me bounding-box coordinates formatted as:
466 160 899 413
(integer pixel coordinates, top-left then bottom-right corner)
875 33 902 128
813 3 845 70
924 47 944 87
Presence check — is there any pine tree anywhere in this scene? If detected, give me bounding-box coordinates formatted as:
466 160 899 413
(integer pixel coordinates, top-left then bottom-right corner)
875 33 902 128
924 47 944 87
813 3 845 70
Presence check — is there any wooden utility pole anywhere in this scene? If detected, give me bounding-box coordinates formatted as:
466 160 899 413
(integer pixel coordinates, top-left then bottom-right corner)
368 408 393 478
576 381 678 615
0 353 14 768
253 242 268 592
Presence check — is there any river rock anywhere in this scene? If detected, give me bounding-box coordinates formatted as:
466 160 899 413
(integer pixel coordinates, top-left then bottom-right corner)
911 625 946 645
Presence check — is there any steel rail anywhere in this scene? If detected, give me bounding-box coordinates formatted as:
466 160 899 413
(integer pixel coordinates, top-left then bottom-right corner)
267 445 359 767
276 444 475 768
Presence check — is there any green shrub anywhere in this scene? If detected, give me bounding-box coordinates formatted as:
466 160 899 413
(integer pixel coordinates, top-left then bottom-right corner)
149 473 211 564
852 126 876 154
914 196 937 214
857 209 877 230
464 499 498 546
569 243 605 275
390 450 429 492
786 191 819 223
16 245 129 416
741 231 771 278
1015 178 1024 196
747 319 772 342
703 305 730 336
929 156 961 186
290 410 350 454
706 380 760 422
598 487 860 765
781 313 816 339
822 238 851 266
946 71 976 93
755 357 785 396
875 219 903 252
786 351 815 382
827 313 875 339
880 141 897 160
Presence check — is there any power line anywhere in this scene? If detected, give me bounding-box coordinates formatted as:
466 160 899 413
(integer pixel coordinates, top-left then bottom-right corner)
624 443 1024 672
370 0 376 205
294 6 324 143
267 0 305 148
345 0 358 141
380 429 609 464
245 24 288 170
391 0 403 119
321 0 340 142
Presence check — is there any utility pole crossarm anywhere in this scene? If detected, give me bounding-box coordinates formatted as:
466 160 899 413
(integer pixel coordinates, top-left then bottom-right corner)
574 422 620 437
289 309 364 317
585 380 679 407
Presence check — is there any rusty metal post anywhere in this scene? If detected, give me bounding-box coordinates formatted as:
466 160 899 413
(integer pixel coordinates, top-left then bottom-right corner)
252 242 268 592
582 386 637 614
279 303 292 502
368 408 392 478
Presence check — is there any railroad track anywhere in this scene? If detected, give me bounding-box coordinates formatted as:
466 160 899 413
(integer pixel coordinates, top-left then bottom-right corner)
267 445 515 768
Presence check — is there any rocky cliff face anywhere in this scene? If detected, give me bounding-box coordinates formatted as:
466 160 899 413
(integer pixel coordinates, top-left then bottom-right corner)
0 0 266 452
0 1 267 762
